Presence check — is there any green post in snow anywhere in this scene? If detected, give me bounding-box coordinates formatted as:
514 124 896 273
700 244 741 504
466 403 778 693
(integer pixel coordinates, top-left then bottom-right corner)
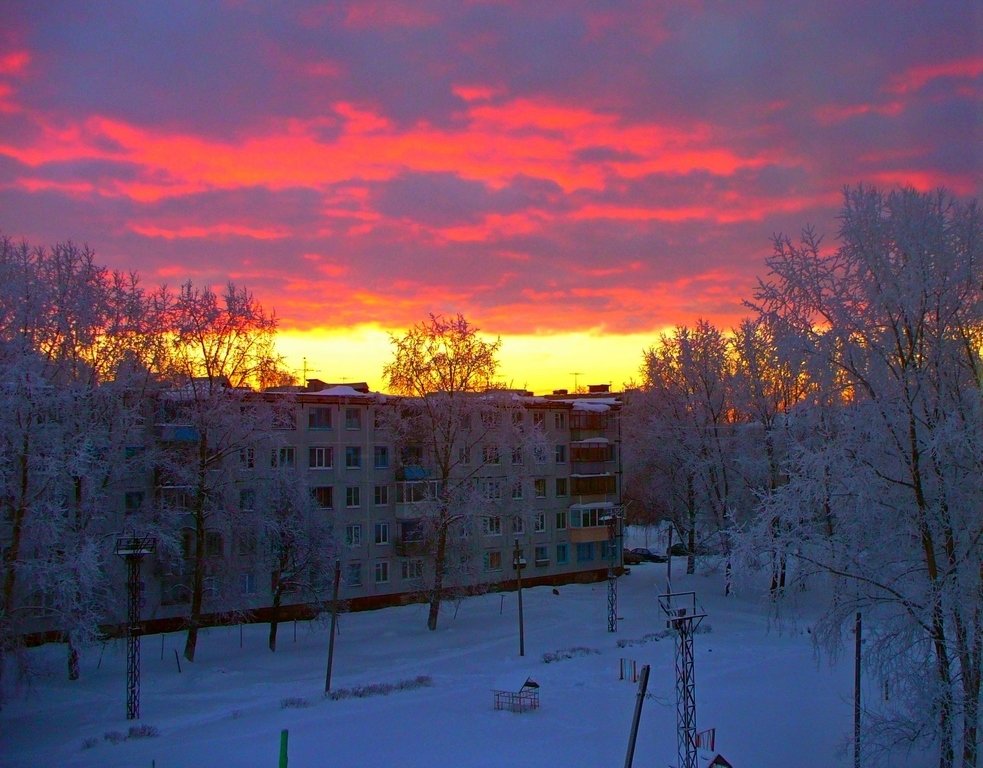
279 729 288 767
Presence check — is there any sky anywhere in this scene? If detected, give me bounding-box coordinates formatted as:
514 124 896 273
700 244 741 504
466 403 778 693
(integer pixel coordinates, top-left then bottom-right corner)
1 2 980 393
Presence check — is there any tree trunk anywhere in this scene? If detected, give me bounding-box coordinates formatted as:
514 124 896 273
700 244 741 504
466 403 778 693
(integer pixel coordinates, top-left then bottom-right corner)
67 638 79 681
269 585 282 652
427 521 448 631
686 475 696 575
184 438 209 663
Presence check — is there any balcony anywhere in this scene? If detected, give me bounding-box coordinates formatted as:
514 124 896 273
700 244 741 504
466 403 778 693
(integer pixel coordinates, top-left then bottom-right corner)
569 527 611 544
155 423 200 443
394 539 429 557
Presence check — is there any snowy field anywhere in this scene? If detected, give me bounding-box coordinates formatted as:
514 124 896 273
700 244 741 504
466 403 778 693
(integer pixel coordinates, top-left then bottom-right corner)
1 561 932 768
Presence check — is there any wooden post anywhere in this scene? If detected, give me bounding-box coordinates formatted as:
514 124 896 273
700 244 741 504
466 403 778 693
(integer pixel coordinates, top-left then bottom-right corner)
624 664 650 768
854 611 861 768
324 559 342 694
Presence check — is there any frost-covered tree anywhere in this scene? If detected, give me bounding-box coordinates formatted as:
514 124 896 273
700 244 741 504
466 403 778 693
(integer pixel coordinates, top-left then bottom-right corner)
384 313 535 631
255 468 336 652
153 281 288 662
0 236 155 686
635 321 743 586
746 186 982 768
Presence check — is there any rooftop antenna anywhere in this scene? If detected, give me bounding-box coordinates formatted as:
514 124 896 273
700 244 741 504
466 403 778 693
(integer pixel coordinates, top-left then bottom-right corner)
570 372 583 392
300 357 320 387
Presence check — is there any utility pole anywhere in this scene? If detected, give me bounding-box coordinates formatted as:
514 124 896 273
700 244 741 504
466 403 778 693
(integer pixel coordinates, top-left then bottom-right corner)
324 559 342 693
513 538 526 657
115 535 156 720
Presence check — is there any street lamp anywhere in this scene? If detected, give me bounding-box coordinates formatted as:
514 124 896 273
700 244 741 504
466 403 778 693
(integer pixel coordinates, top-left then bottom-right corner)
513 538 526 657
115 535 156 720
601 512 620 632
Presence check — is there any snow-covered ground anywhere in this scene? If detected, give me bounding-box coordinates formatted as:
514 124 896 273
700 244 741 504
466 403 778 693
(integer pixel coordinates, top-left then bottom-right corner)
1 561 931 768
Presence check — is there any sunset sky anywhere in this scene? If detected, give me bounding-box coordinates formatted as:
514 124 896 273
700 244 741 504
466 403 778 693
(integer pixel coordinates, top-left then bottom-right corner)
1 2 980 393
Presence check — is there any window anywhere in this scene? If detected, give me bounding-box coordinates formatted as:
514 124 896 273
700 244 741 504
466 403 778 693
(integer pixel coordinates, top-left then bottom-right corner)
239 572 257 595
484 551 503 571
374 485 389 505
395 480 437 504
312 486 333 509
571 443 615 463
483 445 500 465
401 559 423 580
345 407 361 430
571 475 617 495
346 562 362 587
272 447 295 468
309 407 332 430
374 522 390 545
124 491 144 513
458 444 471 465
205 530 223 559
576 542 595 562
533 444 547 463
556 543 569 564
239 447 255 469
512 515 524 534
555 444 567 463
345 524 362 547
571 507 607 528
373 446 389 468
555 510 567 530
554 412 566 430
511 446 522 465
534 545 549 566
534 512 546 533
273 409 296 430
555 477 568 497
601 541 616 560
346 486 361 508
401 445 423 465
481 478 504 500
534 478 546 498
345 446 361 469
237 533 257 557
512 411 524 426
309 446 333 469
374 561 389 583
481 516 502 536
511 481 523 500
533 412 545 428
239 488 256 511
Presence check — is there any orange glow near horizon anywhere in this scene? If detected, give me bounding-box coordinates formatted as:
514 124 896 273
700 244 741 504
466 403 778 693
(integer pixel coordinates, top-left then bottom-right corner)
274 326 664 396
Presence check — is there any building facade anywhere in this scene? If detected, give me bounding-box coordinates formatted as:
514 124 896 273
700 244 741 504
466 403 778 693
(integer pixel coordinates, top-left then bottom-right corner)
56 381 625 635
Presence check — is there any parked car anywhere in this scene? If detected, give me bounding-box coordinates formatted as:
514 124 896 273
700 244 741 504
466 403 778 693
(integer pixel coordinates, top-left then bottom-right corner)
630 547 667 563
622 548 643 565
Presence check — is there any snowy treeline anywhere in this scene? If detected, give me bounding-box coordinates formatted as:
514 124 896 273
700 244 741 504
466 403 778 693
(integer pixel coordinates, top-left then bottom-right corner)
623 186 981 768
0 237 336 690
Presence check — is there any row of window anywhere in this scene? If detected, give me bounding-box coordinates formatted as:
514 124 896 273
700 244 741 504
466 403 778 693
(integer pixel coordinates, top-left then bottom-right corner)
301 407 573 433
248 444 580 472
183 538 608 602
481 541 613 570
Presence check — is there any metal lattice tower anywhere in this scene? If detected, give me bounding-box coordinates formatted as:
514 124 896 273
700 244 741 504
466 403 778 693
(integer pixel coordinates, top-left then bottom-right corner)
603 510 623 632
115 536 156 721
659 591 706 768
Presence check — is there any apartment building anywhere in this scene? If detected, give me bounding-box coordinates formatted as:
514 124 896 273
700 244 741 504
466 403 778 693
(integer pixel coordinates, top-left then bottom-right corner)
111 380 625 630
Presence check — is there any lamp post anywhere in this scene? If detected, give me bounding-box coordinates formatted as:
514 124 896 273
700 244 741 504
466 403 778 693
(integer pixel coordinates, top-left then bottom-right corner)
115 535 156 720
513 538 526 657
602 512 619 632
